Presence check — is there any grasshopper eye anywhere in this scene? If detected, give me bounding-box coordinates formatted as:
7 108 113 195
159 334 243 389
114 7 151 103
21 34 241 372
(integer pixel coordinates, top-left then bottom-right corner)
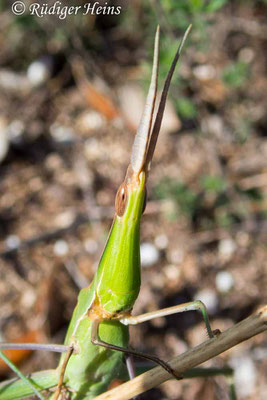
115 183 128 217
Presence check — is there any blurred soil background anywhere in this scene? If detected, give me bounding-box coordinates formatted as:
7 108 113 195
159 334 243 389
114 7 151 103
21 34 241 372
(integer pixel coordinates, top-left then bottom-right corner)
0 0 266 399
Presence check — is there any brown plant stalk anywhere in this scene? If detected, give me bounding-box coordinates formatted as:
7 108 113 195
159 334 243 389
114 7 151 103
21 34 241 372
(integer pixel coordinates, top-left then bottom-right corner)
93 306 267 400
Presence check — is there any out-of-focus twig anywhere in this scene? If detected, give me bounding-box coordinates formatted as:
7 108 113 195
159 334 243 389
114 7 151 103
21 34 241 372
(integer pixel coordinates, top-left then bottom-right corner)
0 210 112 257
226 16 267 39
238 172 267 190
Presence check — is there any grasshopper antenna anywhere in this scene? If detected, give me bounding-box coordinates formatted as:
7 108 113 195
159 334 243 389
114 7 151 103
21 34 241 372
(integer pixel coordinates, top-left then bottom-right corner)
145 24 192 172
131 25 160 175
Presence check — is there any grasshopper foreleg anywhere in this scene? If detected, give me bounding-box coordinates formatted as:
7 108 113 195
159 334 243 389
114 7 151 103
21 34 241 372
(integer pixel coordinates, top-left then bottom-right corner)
0 342 72 400
52 346 74 400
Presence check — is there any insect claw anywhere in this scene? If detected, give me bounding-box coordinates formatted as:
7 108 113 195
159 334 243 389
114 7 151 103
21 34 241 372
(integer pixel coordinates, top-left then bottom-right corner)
212 329 222 337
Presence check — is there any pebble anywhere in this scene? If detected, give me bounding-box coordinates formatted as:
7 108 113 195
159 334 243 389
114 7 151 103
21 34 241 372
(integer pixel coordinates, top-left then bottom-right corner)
167 248 184 265
0 69 31 93
27 57 52 86
6 235 21 250
164 264 180 281
54 211 75 228
140 242 160 267
201 115 224 139
20 289 36 309
50 123 75 144
230 355 257 398
118 83 181 133
216 271 234 293
238 47 255 63
45 153 64 170
252 346 267 361
0 129 8 163
84 138 103 161
154 234 168 250
236 231 250 247
118 83 146 131
8 120 25 143
84 238 98 254
53 240 69 256
150 273 165 289
194 288 218 314
193 64 216 80
78 111 104 132
218 238 237 261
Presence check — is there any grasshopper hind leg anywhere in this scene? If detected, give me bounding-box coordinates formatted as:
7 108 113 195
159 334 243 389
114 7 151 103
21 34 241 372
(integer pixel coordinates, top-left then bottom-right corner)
120 300 218 339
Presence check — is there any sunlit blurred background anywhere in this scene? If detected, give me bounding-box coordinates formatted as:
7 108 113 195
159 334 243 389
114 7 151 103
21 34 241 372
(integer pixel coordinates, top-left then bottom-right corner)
0 1 266 399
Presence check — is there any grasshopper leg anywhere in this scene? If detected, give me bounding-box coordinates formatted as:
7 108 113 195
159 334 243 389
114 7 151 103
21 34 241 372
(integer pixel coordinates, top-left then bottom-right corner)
120 300 218 339
91 320 182 380
52 347 74 400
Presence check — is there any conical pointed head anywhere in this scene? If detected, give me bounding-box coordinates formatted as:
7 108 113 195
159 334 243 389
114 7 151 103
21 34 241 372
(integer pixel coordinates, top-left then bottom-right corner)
114 25 191 220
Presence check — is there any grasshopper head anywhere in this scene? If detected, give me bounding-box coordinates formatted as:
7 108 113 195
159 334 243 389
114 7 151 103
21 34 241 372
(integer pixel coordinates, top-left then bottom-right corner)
115 25 192 222
93 25 192 316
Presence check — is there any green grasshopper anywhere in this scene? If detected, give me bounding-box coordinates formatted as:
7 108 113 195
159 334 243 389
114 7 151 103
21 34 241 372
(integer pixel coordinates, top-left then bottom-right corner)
0 25 215 400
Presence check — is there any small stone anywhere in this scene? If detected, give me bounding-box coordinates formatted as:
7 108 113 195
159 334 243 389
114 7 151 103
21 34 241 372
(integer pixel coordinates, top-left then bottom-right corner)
118 83 181 133
140 242 160 267
194 288 218 314
77 111 104 132
118 83 144 131
216 271 234 293
21 289 36 309
54 211 75 228
27 58 51 86
154 234 168 250
6 235 21 250
168 248 184 265
0 128 8 163
84 238 98 254
164 264 180 281
53 240 69 256
252 346 267 361
8 120 25 143
84 138 103 161
45 153 64 170
238 48 254 63
230 356 257 398
150 273 165 289
150 316 166 328
193 64 216 80
201 115 224 139
160 98 181 133
236 231 250 247
50 124 75 144
218 238 237 261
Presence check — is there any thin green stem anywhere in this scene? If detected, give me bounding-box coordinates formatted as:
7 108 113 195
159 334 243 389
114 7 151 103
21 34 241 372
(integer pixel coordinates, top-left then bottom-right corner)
0 351 45 400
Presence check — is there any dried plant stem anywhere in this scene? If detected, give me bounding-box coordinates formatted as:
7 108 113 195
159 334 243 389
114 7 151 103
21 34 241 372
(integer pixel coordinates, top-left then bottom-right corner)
93 306 267 400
